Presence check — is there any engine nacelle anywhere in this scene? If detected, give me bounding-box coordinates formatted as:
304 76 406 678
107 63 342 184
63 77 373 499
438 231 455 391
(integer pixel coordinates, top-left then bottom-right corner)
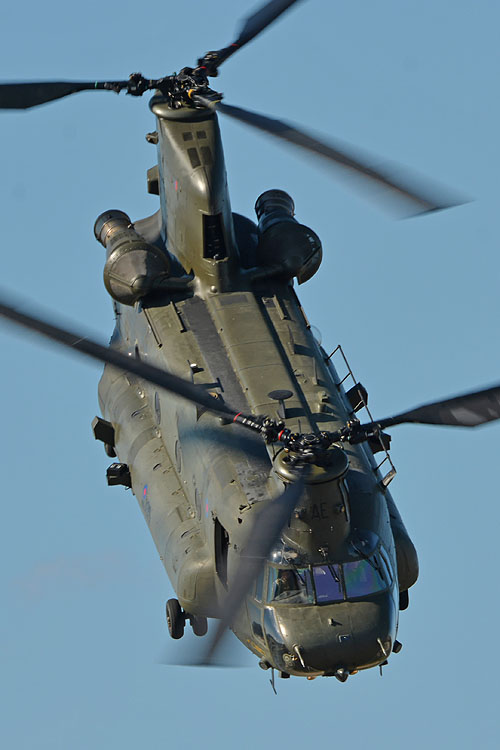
94 210 171 305
254 190 322 284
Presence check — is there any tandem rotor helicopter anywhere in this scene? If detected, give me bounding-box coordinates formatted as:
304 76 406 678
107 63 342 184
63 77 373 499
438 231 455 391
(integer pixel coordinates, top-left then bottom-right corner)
1 0 499 685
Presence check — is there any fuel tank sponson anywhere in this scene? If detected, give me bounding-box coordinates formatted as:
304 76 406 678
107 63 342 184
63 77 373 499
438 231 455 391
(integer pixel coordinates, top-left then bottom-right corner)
94 210 171 306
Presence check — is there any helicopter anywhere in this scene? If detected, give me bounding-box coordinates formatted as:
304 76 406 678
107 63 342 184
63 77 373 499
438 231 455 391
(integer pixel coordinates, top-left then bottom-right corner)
1 0 499 685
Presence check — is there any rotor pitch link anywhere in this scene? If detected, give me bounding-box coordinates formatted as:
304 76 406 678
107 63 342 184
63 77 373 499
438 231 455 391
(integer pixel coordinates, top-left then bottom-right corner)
231 412 352 454
232 412 284 442
230 413 318 450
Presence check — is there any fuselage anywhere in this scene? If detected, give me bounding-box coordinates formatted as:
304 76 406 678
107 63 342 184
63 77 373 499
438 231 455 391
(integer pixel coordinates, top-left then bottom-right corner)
95 99 417 678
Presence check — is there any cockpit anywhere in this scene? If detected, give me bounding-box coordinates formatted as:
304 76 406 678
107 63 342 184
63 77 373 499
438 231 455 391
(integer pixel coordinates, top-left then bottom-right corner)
254 530 395 607
262 550 393 606
246 533 398 677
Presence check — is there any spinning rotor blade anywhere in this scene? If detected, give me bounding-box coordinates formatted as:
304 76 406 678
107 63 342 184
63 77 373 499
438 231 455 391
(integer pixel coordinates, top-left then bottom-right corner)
198 0 304 72
216 102 462 215
0 295 234 418
160 628 252 669
0 81 128 110
205 469 307 663
235 0 304 48
182 426 270 462
376 384 500 430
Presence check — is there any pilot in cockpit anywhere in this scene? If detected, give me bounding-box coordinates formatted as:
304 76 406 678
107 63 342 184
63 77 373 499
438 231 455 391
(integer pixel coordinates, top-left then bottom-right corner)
273 569 299 600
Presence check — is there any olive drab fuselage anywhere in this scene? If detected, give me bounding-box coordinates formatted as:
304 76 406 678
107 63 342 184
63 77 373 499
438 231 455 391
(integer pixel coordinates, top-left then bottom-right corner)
96 98 418 678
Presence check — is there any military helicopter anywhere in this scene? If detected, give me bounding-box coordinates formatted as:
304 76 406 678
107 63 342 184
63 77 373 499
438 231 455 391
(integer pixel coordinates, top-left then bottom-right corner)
1 0 499 684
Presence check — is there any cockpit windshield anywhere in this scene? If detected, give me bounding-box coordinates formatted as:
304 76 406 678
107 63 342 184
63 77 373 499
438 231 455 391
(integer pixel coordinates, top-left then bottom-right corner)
265 552 392 605
267 567 314 604
313 564 343 603
342 559 386 599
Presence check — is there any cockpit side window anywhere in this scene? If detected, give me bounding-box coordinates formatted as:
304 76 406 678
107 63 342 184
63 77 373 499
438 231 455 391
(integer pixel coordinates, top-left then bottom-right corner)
267 566 314 604
253 567 266 602
379 547 394 585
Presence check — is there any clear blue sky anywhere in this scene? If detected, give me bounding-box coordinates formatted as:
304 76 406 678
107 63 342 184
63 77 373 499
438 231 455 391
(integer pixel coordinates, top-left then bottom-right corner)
1 1 499 748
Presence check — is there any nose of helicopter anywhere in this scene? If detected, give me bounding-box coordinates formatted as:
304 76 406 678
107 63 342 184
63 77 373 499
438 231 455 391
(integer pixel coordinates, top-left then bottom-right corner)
268 592 397 675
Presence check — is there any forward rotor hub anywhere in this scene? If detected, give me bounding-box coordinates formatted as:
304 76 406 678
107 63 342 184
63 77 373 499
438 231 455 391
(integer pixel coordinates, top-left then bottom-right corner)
115 69 222 110
232 411 373 467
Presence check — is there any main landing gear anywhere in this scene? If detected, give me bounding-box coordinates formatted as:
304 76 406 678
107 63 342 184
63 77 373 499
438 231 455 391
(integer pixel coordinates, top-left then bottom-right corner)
166 598 208 639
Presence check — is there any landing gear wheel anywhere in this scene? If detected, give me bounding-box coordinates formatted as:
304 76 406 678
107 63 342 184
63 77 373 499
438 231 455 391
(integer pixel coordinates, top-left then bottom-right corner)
104 443 116 458
190 615 208 637
166 598 185 639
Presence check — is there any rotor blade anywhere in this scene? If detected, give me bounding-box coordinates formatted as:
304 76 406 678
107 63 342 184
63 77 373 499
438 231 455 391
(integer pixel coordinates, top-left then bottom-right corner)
198 0 304 71
205 469 307 663
375 384 500 430
217 102 463 215
182 425 271 462
0 81 126 110
233 0 304 53
0 295 234 418
159 626 253 669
